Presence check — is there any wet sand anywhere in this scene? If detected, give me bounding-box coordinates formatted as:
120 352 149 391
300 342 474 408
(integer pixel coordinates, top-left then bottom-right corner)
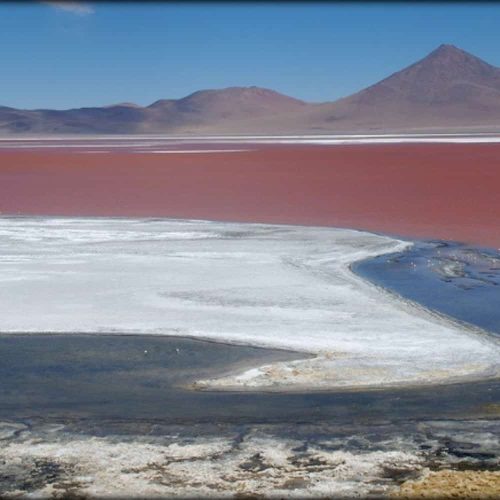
0 142 499 248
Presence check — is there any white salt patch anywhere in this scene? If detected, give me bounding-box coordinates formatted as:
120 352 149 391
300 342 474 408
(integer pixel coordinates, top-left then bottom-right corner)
145 149 251 153
0 422 27 440
0 217 498 390
2 133 500 150
0 432 422 498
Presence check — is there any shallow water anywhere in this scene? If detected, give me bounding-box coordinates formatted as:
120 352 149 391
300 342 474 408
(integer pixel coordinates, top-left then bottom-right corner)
1 334 499 498
354 240 500 335
0 333 499 426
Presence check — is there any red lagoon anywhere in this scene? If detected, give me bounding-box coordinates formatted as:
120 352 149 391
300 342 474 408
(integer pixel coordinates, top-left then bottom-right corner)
0 143 499 248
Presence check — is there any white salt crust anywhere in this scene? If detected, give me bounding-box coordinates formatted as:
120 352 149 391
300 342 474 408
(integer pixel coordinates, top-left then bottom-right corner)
0 216 498 390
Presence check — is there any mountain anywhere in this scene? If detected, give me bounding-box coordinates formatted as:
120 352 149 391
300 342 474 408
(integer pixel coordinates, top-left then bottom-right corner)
0 87 307 135
287 44 500 133
366 43 500 106
141 86 307 133
1 45 500 135
0 104 149 134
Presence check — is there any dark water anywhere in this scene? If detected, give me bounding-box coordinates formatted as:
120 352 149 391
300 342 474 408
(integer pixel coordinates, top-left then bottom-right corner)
0 333 499 429
354 240 500 335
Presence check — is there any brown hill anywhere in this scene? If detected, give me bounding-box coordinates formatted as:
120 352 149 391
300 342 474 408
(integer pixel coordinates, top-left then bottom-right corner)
1 45 500 134
141 86 307 133
292 44 500 133
0 86 307 135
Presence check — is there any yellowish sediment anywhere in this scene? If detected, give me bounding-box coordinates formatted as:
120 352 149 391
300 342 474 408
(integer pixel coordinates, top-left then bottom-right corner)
394 470 500 499
481 403 500 416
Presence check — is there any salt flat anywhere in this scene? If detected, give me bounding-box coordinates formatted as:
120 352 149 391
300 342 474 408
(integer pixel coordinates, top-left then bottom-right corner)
0 217 498 390
2 132 500 149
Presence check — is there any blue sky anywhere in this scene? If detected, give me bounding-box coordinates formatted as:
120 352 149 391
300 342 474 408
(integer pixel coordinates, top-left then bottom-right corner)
2 2 500 109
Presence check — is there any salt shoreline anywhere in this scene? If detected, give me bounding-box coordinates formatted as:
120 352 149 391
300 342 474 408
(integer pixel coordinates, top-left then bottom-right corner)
197 250 500 391
0 217 498 392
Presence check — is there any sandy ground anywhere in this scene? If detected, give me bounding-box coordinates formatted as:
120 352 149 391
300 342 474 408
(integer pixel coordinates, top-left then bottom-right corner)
395 470 500 499
0 142 499 248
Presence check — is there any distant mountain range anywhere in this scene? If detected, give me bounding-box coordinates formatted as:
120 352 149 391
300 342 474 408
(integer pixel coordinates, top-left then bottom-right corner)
2 44 500 135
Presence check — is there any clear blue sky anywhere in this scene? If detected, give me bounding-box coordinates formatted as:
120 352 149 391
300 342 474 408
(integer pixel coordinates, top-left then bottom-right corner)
2 2 500 109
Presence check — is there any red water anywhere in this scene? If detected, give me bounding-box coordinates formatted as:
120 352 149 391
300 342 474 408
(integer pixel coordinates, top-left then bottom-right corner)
1 143 499 248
